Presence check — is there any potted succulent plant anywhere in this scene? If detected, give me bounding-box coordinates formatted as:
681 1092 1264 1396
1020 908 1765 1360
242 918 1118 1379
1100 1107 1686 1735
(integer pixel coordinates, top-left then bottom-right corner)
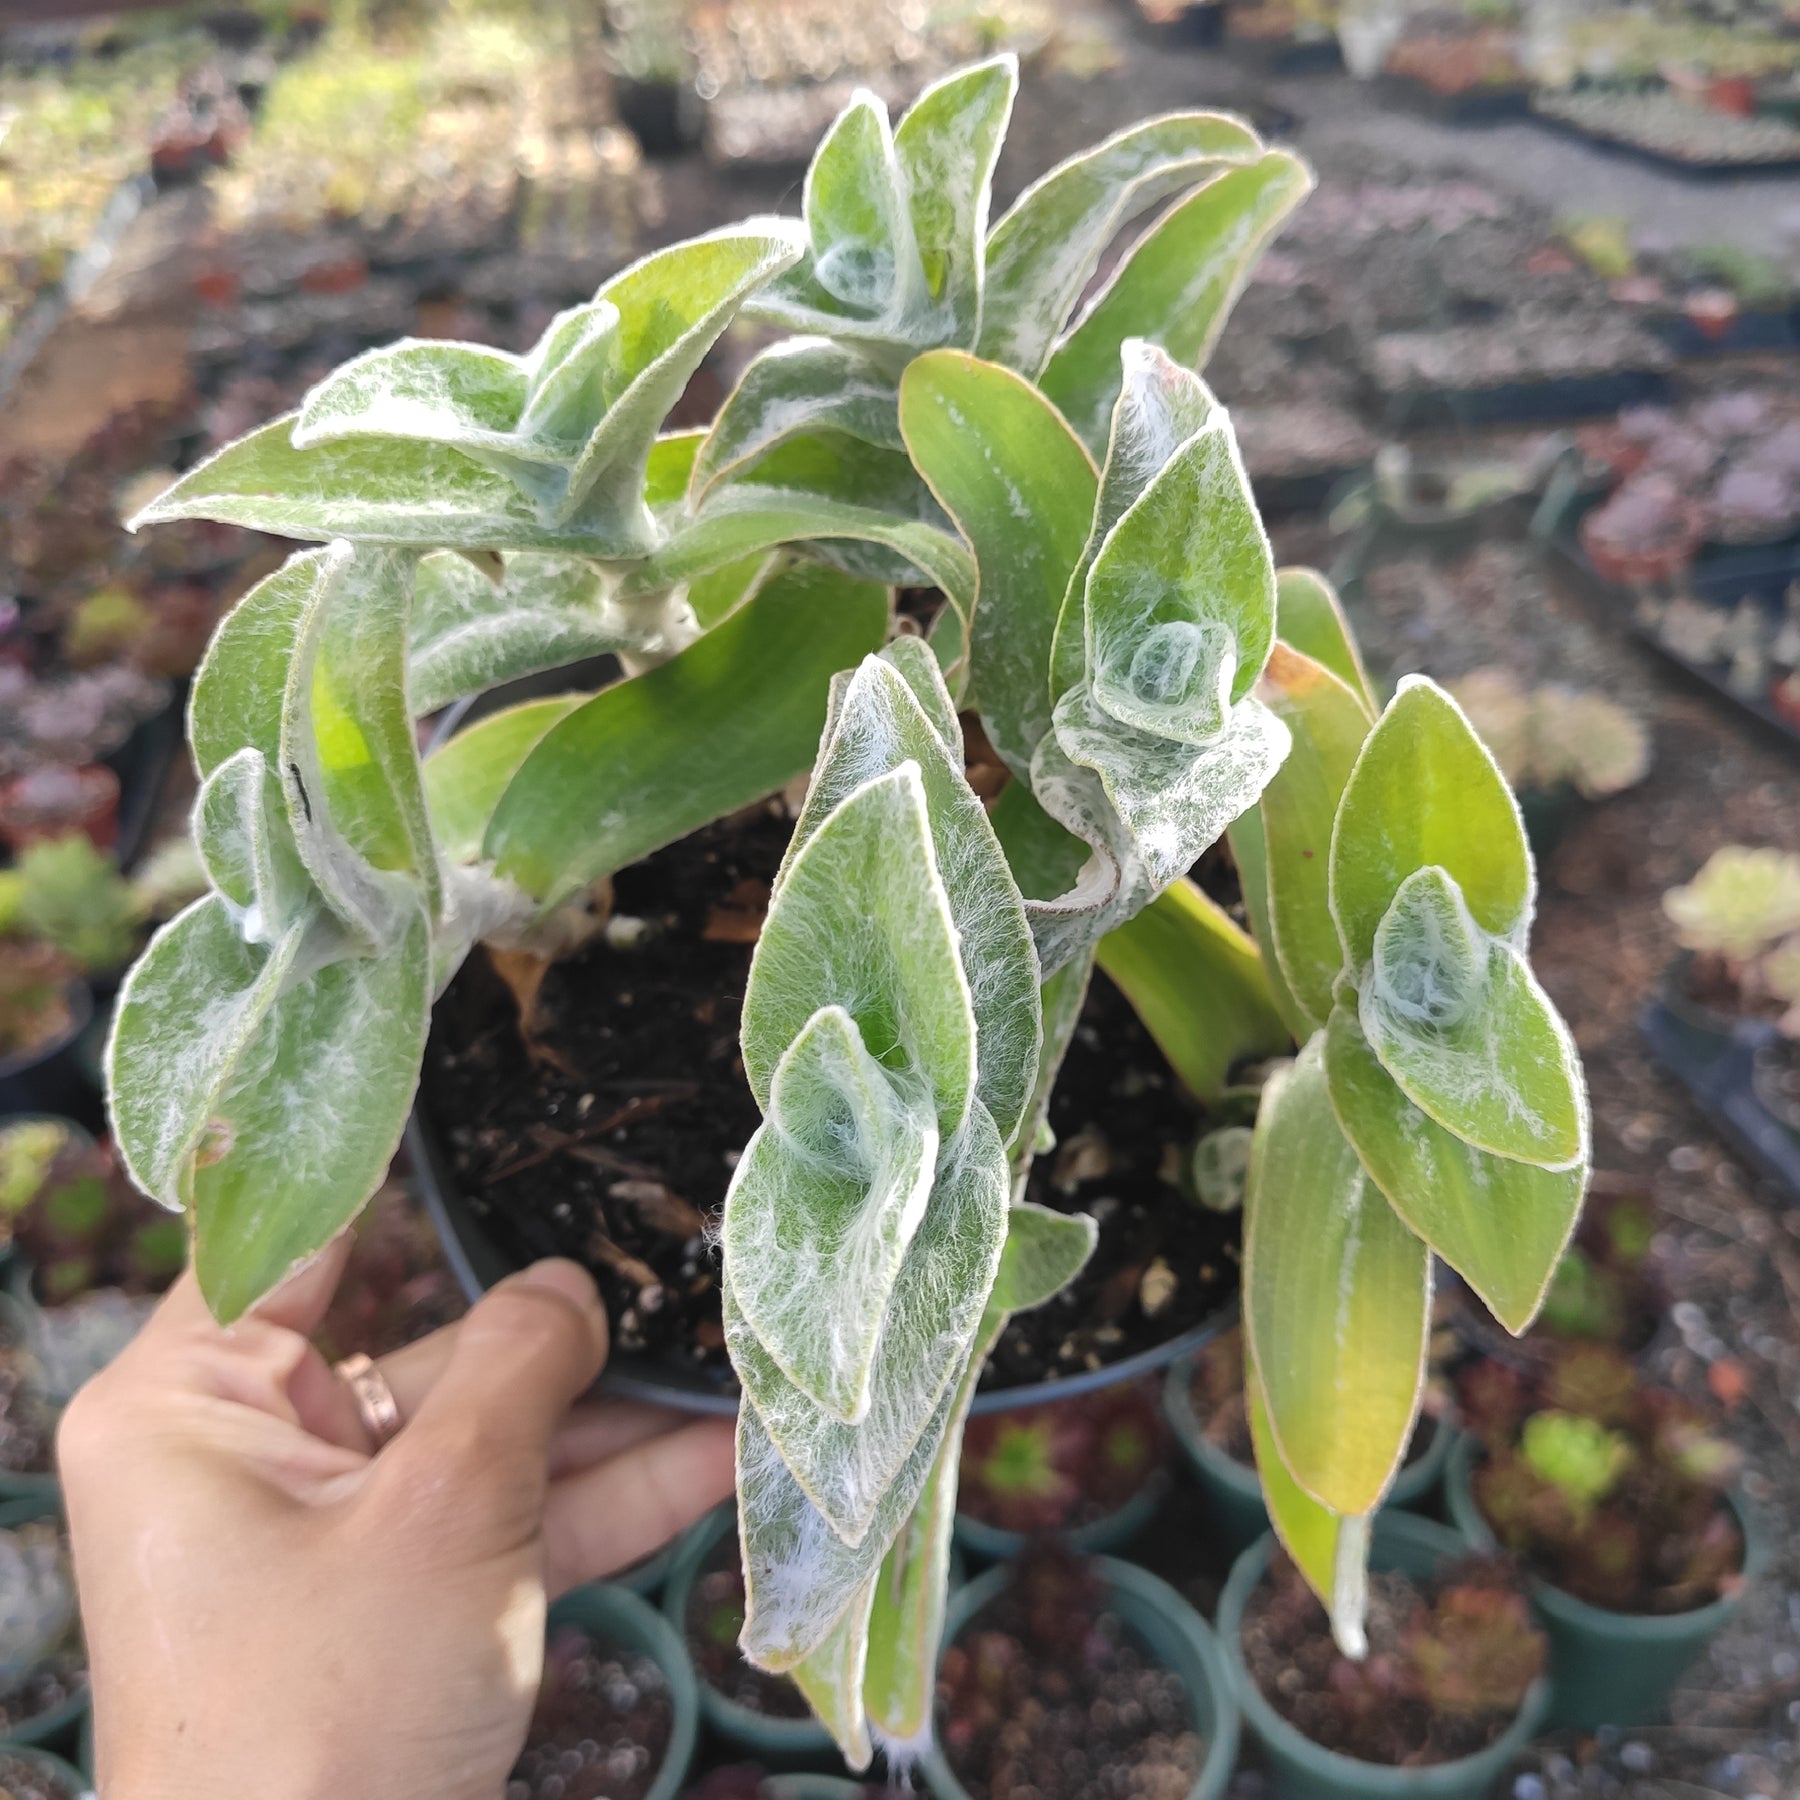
1446 1344 1762 1728
512 1581 700 1800
922 1544 1239 1800
1164 1326 1456 1559
953 1381 1168 1559
663 1506 833 1762
1219 1512 1550 1800
0 1502 88 1752
0 954 91 1133
1577 473 1707 587
107 56 1593 1767
0 772 119 860
1658 845 1800 1041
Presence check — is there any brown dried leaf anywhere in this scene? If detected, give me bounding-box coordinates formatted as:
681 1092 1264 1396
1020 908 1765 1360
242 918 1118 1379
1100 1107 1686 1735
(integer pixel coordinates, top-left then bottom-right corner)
608 1178 707 1239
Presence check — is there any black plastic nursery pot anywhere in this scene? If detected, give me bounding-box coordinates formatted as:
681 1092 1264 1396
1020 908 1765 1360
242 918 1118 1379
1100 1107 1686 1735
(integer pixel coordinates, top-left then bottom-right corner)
1526 106 1800 182
542 1581 700 1800
1444 1436 1767 1730
1651 307 1800 358
1161 1354 1458 1560
1225 31 1344 75
614 76 701 160
0 987 100 1141
661 1504 835 1764
1218 1513 1552 1800
0 1497 88 1756
1128 0 1228 49
1376 76 1532 126
1385 368 1674 431
919 1556 1240 1800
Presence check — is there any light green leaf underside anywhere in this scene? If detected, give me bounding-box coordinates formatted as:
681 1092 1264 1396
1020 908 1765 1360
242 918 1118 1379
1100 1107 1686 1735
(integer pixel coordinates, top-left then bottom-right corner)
898 350 1097 779
105 894 295 1207
1226 801 1313 1044
1245 1037 1430 1515
978 112 1264 377
1248 1359 1369 1646
1039 150 1314 451
1095 877 1290 1103
194 748 315 939
1254 643 1371 1030
423 696 586 865
1330 676 1533 971
687 551 778 632
1323 1001 1587 1335
408 551 653 716
792 1579 876 1773
1362 866 1586 1168
190 905 432 1322
742 762 977 1141
726 1101 1007 1546
724 1004 939 1430
787 654 1041 1146
486 564 890 906
1276 567 1376 713
691 338 904 502
285 545 440 920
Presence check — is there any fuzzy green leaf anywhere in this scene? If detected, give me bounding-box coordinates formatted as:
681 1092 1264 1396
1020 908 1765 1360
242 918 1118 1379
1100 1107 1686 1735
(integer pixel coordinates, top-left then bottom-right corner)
724 1005 940 1430
1095 877 1290 1103
190 903 432 1322
898 350 1098 777
1039 151 1313 451
725 1100 1008 1546
691 339 905 503
792 1577 877 1772
105 895 297 1207
1361 867 1586 1168
1253 643 1372 1031
1244 1037 1430 1515
1276 568 1376 713
1330 675 1533 972
742 763 976 1141
1225 801 1313 1043
1323 1001 1587 1335
408 552 656 716
979 112 1263 377
193 749 316 939
422 695 585 865
486 564 889 906
789 654 1041 1146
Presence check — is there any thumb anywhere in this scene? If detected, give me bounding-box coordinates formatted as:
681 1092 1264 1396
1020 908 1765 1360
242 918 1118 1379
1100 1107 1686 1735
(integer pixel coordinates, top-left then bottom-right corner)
389 1261 608 1491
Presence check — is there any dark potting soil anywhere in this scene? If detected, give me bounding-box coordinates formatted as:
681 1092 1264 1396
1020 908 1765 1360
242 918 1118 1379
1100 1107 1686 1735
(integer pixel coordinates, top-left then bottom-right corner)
681 1768 904 1800
0 1753 79 1800
684 1535 812 1722
1241 1566 1523 1766
421 804 1241 1391
508 1630 674 1800
0 1335 55 1478
937 1550 1203 1800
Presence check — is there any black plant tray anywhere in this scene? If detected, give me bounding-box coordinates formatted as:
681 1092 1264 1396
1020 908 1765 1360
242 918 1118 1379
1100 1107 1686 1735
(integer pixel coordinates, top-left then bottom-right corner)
408 1104 1235 1418
1126 0 1229 49
1651 308 1800 358
1548 522 1800 753
1527 107 1800 181
1384 367 1673 429
1642 1005 1800 1202
105 686 187 874
1377 75 1531 125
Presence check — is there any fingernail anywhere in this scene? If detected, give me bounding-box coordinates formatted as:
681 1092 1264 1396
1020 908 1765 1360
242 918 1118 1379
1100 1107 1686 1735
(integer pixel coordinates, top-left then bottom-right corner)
514 1259 600 1312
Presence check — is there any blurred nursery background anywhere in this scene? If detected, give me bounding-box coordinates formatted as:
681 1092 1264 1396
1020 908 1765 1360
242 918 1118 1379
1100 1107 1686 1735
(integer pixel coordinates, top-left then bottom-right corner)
2 1 1800 1797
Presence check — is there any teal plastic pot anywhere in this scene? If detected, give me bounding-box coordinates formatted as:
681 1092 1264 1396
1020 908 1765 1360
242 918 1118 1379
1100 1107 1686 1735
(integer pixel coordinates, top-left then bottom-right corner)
1219 1512 1550 1800
763 1780 875 1799
0 1744 89 1797
612 1538 678 1601
953 1468 1170 1563
0 1498 88 1754
1163 1356 1457 1558
919 1556 1239 1800
1444 1435 1765 1730
663 1505 834 1760
545 1582 698 1800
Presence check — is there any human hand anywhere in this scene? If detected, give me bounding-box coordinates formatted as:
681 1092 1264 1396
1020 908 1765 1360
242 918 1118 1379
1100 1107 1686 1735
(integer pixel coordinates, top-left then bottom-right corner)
59 1241 736 1800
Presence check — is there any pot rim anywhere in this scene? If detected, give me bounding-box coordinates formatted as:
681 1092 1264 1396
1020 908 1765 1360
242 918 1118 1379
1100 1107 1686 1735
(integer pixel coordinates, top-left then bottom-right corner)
1444 1432 1767 1636
0 983 93 1083
919 1553 1241 1800
1218 1512 1553 1787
